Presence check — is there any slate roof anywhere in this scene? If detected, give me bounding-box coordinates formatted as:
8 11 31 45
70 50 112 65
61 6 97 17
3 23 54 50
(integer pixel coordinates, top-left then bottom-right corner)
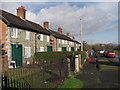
0 9 51 35
49 29 80 43
48 29 71 40
0 9 80 44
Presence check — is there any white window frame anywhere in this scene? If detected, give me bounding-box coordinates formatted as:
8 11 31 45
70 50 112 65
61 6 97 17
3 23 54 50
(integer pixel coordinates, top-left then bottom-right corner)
11 28 18 38
58 39 61 43
40 34 43 41
76 48 78 51
47 36 50 42
40 47 44 52
24 47 31 58
69 47 71 51
58 47 61 51
69 41 71 45
62 40 64 44
72 42 74 45
65 40 67 44
25 31 30 40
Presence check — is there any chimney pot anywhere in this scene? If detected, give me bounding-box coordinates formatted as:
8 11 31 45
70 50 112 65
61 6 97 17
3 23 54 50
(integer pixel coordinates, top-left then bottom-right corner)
58 27 62 34
43 22 49 29
72 36 75 40
17 6 26 19
66 32 70 36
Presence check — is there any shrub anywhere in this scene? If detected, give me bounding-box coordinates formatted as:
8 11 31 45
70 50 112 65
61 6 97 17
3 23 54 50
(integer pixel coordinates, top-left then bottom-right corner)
33 51 86 62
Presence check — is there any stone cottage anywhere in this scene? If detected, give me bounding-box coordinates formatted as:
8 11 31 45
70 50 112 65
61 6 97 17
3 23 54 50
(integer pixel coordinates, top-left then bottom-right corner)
0 6 80 68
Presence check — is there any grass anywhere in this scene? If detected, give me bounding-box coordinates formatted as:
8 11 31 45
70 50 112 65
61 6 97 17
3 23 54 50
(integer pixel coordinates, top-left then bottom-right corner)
100 65 119 70
98 59 119 71
112 50 120 53
57 72 83 88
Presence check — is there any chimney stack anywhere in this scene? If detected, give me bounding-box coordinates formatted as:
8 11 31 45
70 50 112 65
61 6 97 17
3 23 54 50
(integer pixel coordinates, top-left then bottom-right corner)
72 36 75 40
43 22 49 29
58 27 62 34
17 6 26 19
66 32 70 36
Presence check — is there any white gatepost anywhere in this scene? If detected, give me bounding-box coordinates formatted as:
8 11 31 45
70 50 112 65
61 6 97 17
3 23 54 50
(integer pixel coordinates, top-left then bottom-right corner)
79 54 82 69
75 55 79 72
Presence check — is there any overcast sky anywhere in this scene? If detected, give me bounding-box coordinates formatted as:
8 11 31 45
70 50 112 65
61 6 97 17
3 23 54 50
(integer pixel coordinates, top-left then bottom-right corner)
0 0 118 44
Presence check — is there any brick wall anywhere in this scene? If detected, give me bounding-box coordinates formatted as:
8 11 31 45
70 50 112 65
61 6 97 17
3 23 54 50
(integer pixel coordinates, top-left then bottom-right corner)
50 35 56 51
0 20 8 52
0 55 8 70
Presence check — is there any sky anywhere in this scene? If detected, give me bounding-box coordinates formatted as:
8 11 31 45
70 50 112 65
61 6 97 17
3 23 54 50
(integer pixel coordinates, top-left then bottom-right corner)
0 0 119 45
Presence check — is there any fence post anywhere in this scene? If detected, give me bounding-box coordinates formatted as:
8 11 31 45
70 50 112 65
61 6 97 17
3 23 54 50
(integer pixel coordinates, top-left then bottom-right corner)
67 58 71 76
3 71 8 89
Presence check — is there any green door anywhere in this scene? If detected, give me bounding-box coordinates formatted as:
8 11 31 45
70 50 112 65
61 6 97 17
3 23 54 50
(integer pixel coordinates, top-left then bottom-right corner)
62 47 66 51
47 46 52 51
71 47 74 51
11 44 22 67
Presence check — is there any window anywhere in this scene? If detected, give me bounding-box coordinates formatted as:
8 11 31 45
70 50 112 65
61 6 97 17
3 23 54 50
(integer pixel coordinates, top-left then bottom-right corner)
69 47 71 51
62 40 64 44
47 36 50 42
58 47 61 51
65 40 67 44
11 28 17 38
25 31 30 40
69 41 71 44
40 34 43 41
72 42 73 45
24 47 31 58
40 47 44 52
75 48 78 51
58 39 61 43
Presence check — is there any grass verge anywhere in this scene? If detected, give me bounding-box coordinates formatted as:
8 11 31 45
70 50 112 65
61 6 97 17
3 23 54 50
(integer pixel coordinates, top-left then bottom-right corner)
98 59 119 71
57 72 83 88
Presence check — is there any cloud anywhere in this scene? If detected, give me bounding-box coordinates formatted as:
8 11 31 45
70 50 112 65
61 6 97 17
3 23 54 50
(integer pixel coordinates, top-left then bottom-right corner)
26 2 117 37
1 2 118 44
1 2 20 14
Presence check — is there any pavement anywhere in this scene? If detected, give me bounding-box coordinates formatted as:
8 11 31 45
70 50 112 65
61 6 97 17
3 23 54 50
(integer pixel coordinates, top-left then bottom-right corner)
75 56 120 88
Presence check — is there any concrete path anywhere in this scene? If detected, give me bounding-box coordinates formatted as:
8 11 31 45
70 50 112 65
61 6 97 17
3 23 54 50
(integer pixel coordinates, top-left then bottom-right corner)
75 56 120 88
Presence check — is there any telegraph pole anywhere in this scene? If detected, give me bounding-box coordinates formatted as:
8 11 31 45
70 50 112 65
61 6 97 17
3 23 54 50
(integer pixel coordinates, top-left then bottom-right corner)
80 19 83 51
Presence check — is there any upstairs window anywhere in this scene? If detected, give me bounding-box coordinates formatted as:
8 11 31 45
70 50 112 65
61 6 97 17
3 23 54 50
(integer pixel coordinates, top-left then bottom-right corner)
62 40 64 44
47 36 50 42
65 40 67 44
58 39 61 43
40 34 43 41
25 31 30 40
11 28 18 38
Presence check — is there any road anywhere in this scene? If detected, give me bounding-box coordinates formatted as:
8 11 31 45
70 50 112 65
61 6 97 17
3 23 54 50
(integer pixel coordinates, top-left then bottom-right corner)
75 53 120 88
107 53 120 65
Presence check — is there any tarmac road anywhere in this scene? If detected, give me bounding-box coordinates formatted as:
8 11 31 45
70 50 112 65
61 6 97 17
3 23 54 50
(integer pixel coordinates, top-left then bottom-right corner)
75 54 120 88
107 53 120 65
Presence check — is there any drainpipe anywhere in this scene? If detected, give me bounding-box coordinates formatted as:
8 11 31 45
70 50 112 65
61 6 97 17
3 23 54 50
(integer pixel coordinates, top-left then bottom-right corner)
56 38 58 51
35 33 37 53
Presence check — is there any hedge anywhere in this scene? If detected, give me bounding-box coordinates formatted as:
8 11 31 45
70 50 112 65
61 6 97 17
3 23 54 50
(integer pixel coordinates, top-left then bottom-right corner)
33 51 86 62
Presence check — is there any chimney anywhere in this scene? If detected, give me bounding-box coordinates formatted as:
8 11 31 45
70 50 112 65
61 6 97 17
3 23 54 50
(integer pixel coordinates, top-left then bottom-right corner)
72 36 75 40
17 6 26 19
58 27 62 34
43 22 49 29
66 32 70 36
